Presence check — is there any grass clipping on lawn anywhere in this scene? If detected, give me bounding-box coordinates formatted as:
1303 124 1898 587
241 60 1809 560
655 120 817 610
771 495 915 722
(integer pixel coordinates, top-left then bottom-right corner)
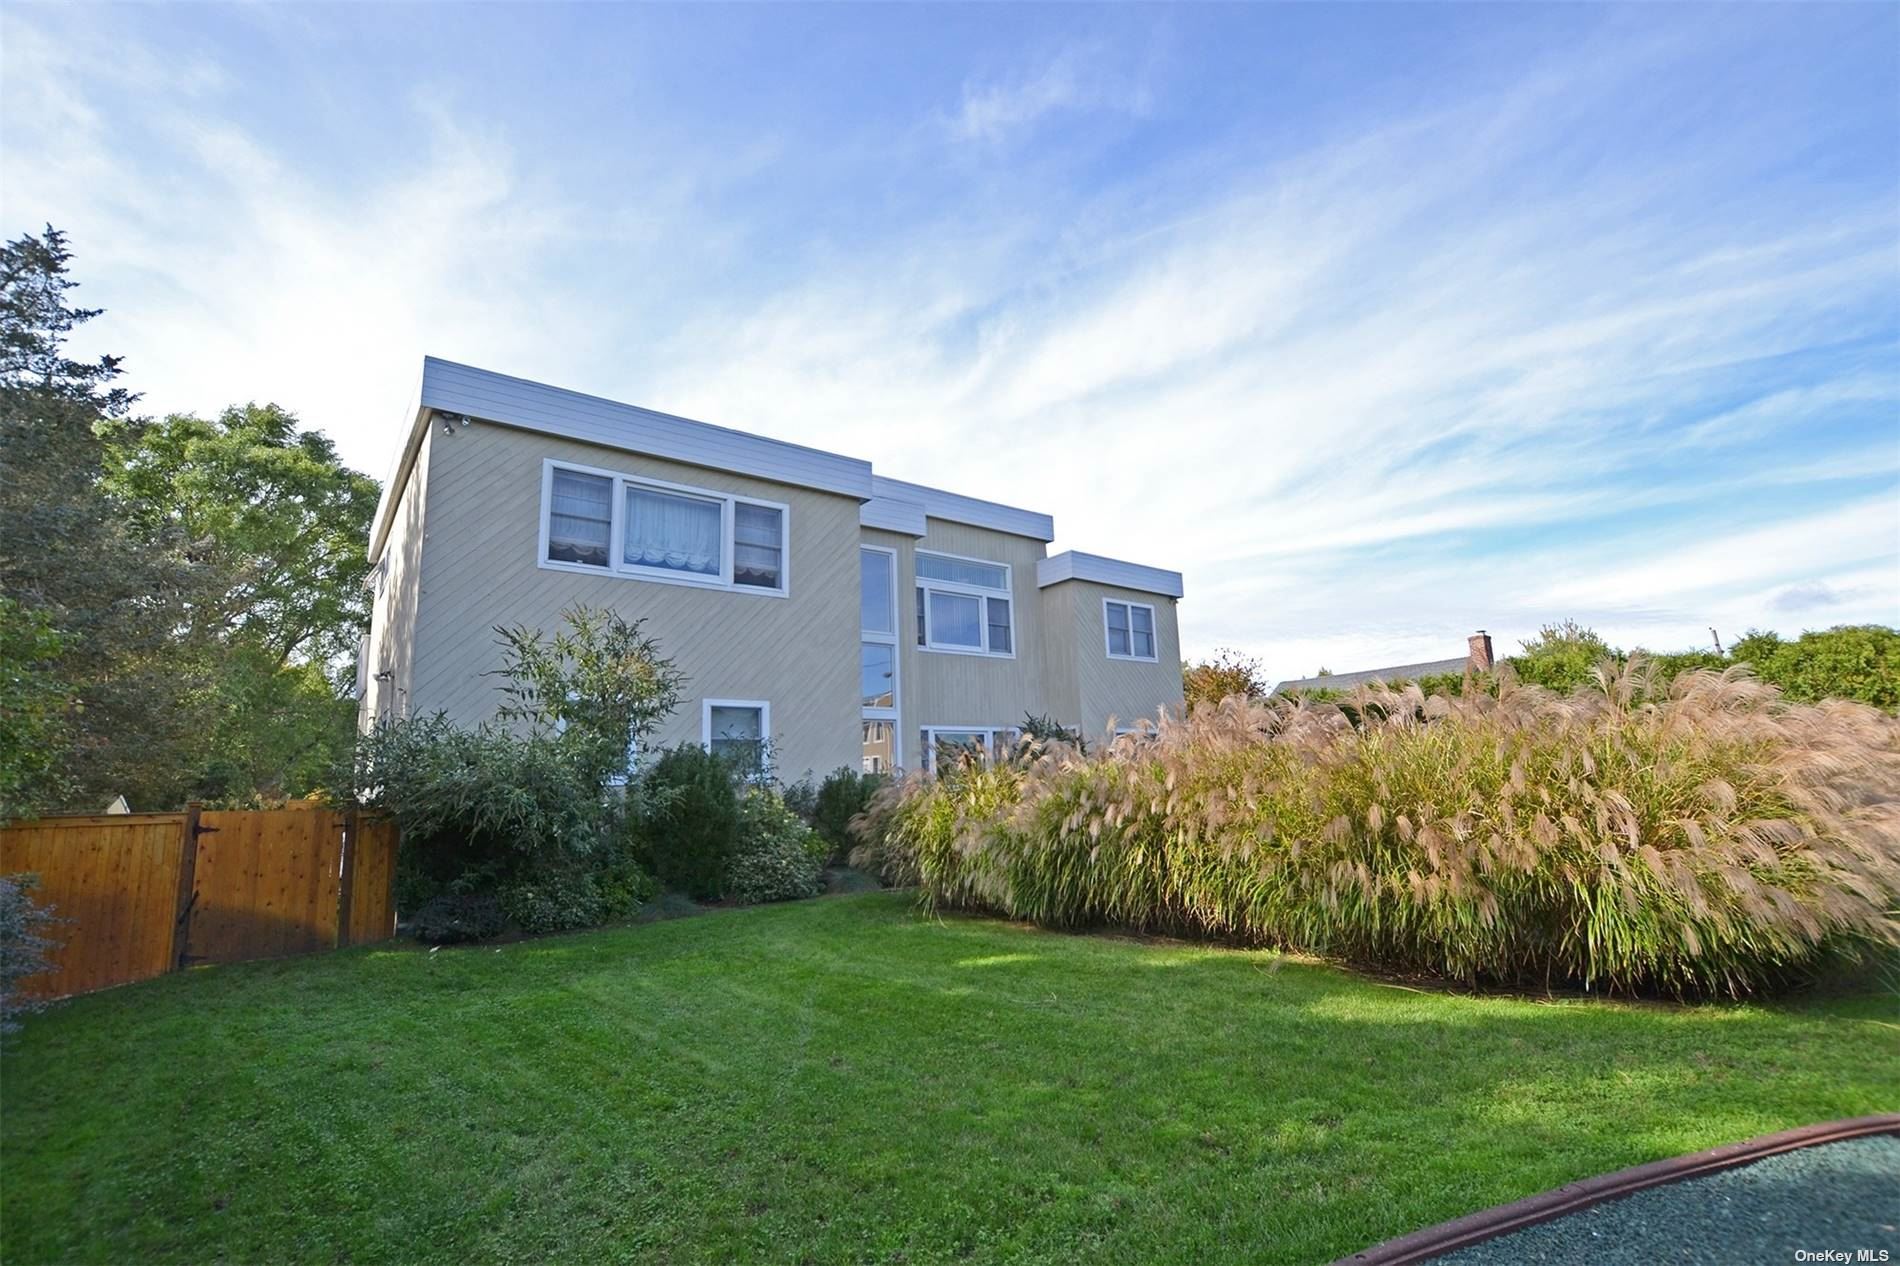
854 661 1900 997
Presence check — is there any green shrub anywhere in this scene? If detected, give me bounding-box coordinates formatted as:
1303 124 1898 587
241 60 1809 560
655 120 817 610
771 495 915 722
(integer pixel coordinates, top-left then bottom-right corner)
1727 626 1900 710
1508 620 1619 692
346 715 606 901
859 665 1900 997
646 745 741 899
779 775 820 824
726 789 826 904
810 767 883 863
0 874 62 1034
409 892 508 945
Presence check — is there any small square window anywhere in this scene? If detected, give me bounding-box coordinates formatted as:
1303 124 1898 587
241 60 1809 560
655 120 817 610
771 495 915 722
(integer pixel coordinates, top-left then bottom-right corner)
1106 600 1158 661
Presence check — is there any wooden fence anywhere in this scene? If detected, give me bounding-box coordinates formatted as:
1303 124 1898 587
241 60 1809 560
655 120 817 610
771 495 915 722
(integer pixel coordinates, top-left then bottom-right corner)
1 804 398 1000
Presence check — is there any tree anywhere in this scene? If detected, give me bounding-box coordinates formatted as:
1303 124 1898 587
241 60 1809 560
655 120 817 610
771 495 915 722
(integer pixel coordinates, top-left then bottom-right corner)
1508 621 1620 693
491 605 688 791
101 403 380 667
1726 625 1899 710
0 226 212 814
1183 647 1267 712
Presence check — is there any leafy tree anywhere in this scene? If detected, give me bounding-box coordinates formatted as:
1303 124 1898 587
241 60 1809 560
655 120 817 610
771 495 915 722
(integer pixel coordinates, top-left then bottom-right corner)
1183 647 1267 712
0 227 212 814
1727 625 1900 710
0 600 66 820
101 403 381 667
492 605 687 791
1507 621 1620 692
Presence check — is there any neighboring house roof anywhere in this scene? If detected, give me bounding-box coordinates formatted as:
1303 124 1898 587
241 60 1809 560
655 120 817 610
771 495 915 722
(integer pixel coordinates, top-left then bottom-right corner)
368 356 1066 561
1037 550 1184 598
1273 657 1470 695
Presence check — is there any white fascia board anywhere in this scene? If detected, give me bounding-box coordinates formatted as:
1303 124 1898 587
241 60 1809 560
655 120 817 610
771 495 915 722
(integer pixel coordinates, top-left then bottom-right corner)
366 365 431 563
368 357 877 562
859 494 929 536
871 475 1055 542
423 358 875 497
1037 550 1185 599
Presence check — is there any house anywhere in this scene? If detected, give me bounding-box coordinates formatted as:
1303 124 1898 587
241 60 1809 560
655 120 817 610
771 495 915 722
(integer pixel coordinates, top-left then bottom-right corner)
357 357 1186 778
1272 631 1495 695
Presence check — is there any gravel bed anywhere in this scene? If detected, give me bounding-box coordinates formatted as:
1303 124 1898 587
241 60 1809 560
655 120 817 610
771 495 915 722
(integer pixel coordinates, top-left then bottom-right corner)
1434 1133 1900 1265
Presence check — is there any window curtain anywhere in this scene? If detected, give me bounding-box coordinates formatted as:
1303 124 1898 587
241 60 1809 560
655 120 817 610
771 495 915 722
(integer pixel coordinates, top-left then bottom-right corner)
625 487 721 576
733 503 782 589
549 469 612 566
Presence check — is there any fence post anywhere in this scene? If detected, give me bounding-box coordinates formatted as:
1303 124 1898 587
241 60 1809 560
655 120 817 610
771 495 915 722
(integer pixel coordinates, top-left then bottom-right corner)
336 808 357 949
172 803 202 972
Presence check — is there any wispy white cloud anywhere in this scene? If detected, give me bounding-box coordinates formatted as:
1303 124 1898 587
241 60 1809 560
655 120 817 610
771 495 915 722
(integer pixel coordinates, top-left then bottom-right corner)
947 44 1154 143
2 5 1893 689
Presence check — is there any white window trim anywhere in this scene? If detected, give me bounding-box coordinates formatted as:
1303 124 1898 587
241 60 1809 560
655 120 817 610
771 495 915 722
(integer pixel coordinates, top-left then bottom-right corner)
702 698 771 751
1103 597 1159 662
915 549 1015 659
861 546 902 768
919 724 1020 773
538 458 790 598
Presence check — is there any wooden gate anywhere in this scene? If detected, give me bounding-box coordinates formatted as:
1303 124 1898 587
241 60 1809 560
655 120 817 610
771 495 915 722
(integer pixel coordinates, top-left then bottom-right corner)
1 805 398 999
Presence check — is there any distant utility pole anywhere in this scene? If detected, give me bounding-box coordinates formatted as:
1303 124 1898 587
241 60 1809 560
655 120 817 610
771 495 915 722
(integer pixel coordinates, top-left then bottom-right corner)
1711 627 1723 654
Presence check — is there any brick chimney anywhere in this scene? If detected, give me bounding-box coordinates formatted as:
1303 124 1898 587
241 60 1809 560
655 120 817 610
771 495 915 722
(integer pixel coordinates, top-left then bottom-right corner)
1467 630 1494 672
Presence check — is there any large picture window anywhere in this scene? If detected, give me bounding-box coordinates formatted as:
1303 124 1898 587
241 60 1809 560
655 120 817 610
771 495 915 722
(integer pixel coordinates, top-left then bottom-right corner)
540 460 788 596
1104 599 1157 661
919 725 1021 773
915 550 1014 657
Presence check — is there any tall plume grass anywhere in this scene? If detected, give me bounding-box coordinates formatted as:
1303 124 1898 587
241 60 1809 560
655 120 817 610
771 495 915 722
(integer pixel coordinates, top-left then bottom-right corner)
851 663 1900 997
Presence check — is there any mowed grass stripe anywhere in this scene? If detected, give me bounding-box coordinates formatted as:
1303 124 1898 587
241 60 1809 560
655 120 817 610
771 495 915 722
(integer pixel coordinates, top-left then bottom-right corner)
3 893 1893 1265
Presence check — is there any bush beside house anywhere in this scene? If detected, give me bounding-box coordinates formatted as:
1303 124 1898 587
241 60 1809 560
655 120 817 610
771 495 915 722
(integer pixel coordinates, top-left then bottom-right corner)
853 663 1900 998
339 606 845 944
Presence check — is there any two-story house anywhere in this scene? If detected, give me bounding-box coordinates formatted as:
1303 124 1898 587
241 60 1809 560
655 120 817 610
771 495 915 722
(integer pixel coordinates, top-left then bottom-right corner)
358 358 1185 779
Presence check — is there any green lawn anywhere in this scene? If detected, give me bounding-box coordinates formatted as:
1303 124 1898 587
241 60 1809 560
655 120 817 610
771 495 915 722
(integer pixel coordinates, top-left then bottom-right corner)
3 893 1894 1265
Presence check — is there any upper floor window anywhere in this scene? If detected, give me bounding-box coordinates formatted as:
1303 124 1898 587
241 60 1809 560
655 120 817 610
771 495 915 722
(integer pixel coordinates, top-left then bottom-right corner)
541 460 788 596
1105 599 1157 661
915 550 1013 657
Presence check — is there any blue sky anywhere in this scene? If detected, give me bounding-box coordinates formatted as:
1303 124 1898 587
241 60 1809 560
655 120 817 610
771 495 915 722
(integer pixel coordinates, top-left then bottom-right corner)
5 2 1896 682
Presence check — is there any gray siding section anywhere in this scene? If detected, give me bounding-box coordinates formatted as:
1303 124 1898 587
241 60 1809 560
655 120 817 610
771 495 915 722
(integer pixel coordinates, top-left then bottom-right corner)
902 520 1053 737
407 419 863 781
359 426 431 728
1040 580 1184 737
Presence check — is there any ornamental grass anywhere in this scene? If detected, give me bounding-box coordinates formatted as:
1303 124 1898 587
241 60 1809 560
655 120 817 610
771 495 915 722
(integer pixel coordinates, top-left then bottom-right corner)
852 662 1900 996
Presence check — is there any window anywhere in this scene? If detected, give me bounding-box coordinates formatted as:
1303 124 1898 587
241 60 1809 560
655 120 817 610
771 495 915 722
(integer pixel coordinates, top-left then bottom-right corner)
860 643 895 708
541 461 788 596
919 725 1021 773
548 468 613 567
861 547 895 636
916 550 1014 656
703 699 769 778
861 719 894 774
733 503 782 590
861 547 900 769
624 484 720 578
1105 599 1157 661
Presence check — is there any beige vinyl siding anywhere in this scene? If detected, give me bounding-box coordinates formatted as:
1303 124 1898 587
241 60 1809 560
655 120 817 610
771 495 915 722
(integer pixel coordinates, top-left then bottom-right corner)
1041 580 1184 737
901 520 1049 737
406 419 863 781
360 426 431 729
